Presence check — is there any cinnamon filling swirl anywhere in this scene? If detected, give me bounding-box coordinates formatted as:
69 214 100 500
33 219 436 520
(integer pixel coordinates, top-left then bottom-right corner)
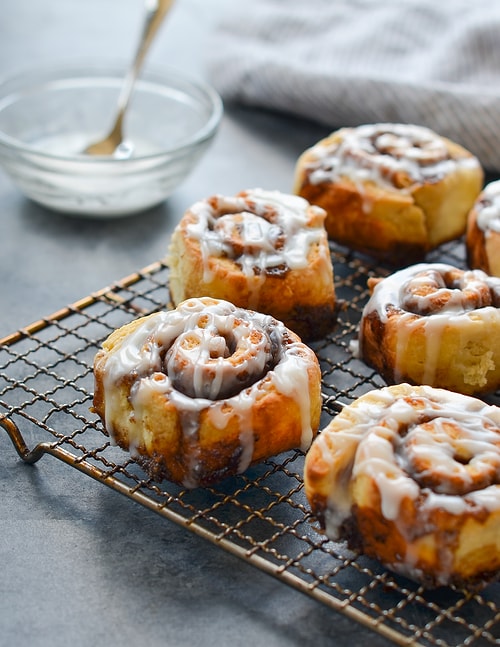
186 190 327 280
167 189 336 341
306 123 476 190
358 263 500 394
162 306 279 399
304 384 500 588
93 297 322 487
401 415 500 495
294 123 483 265
399 267 498 315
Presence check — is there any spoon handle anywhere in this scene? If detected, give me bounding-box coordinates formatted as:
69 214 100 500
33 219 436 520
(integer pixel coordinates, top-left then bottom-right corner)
116 0 175 122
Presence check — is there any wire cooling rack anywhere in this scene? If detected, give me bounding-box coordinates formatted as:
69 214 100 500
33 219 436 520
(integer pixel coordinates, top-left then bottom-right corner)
1 243 499 647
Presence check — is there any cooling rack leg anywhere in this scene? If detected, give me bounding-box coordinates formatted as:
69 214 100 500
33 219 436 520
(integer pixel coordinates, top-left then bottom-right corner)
0 415 50 464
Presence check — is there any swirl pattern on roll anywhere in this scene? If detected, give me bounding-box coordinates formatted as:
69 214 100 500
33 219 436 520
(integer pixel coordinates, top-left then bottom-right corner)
186 189 327 278
358 262 500 394
168 189 336 340
398 265 497 315
93 297 322 488
301 123 479 190
162 302 276 400
304 383 500 588
293 123 483 264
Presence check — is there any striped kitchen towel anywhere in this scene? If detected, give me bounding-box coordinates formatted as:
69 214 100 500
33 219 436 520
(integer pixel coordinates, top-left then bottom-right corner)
207 0 500 171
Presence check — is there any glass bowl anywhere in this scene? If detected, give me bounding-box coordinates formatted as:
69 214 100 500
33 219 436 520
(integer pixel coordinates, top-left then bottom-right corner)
0 62 223 217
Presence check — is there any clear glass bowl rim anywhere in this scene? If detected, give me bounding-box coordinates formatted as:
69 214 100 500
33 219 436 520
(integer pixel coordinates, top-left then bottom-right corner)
0 60 224 164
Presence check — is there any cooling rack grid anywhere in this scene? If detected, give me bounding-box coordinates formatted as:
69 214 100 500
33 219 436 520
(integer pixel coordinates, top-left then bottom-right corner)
1 245 499 647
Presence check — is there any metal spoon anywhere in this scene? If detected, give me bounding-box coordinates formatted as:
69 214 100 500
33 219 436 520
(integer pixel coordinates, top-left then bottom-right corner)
84 0 175 157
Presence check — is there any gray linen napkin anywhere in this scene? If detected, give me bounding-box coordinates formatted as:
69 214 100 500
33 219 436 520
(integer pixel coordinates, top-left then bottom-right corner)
207 0 500 171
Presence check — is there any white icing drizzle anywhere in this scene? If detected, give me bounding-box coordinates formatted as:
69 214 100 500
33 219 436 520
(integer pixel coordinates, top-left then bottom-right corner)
318 385 500 544
272 346 315 450
475 179 500 235
185 189 327 286
360 263 500 384
101 298 315 487
304 123 479 192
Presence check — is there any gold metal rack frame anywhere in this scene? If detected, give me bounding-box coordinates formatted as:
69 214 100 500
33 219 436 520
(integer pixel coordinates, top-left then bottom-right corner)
1 242 499 647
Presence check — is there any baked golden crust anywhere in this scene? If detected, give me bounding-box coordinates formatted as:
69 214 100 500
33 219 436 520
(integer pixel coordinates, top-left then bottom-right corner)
466 180 500 277
93 297 322 488
167 189 336 340
358 263 500 395
304 383 500 588
293 124 483 264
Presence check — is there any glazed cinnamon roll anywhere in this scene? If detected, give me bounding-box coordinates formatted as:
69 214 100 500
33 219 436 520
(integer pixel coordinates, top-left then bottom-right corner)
466 180 500 277
304 383 500 588
358 263 500 395
93 297 322 488
293 123 483 264
167 189 336 340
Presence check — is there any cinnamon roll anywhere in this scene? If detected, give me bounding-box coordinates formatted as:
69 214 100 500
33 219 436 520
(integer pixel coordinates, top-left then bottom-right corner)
93 297 322 488
304 383 500 588
466 180 500 277
167 189 336 340
358 263 500 395
293 123 483 264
